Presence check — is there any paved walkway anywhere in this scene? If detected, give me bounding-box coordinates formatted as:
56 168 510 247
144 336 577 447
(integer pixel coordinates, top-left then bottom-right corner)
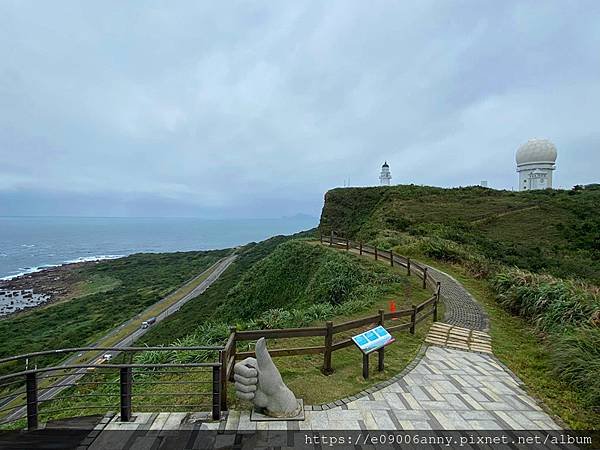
427 265 489 332
83 253 561 445
229 345 559 431
225 258 560 431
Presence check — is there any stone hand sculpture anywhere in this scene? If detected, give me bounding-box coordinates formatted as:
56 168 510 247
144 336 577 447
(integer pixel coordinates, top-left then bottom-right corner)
233 337 301 418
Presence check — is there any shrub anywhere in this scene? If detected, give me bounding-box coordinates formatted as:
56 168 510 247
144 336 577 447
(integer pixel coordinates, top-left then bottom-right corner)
552 327 600 407
491 269 600 332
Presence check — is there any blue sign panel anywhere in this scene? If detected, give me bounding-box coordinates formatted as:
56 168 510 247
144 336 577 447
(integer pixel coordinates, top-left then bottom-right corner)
352 326 394 354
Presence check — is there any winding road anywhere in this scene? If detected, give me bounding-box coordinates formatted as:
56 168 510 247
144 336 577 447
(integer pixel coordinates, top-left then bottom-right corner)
1 254 237 423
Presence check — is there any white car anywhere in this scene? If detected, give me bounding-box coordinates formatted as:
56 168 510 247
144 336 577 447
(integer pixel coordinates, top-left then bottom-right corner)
102 354 113 361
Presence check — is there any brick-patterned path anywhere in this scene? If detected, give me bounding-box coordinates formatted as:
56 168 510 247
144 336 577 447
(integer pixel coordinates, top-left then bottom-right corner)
227 261 561 431
86 259 561 447
226 346 560 431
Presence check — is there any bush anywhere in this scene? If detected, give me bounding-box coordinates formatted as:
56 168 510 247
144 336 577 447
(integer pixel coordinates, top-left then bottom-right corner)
491 268 600 332
552 327 600 407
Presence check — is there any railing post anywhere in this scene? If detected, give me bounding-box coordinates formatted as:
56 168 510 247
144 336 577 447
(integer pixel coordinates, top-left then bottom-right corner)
422 267 428 289
329 231 333 246
377 309 385 372
434 282 441 322
410 304 417 335
322 321 334 375
359 242 363 255
228 327 237 382
26 373 38 430
374 247 378 261
345 238 349 251
319 231 323 243
390 251 394 267
212 365 221 420
219 350 228 412
120 367 132 422
407 258 411 276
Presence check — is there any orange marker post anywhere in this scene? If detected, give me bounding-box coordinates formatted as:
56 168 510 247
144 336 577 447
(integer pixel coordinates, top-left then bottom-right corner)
389 301 398 320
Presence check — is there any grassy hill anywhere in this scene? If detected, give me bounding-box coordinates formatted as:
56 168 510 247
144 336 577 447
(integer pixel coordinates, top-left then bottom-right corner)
319 184 600 283
320 183 600 428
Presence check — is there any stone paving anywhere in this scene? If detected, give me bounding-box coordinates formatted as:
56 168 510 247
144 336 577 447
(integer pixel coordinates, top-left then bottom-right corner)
229 346 560 431
426 265 490 331
83 257 561 445
223 260 560 431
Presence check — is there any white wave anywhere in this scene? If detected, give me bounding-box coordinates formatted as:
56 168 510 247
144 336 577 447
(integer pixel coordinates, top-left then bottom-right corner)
64 255 124 264
0 255 124 280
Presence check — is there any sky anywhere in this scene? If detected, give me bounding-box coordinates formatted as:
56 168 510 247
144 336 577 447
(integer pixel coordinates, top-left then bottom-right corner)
1 1 599 218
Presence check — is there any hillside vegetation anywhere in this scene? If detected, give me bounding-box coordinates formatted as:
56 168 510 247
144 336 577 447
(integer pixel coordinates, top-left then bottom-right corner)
319 183 600 428
141 238 410 351
320 184 600 283
0 250 228 372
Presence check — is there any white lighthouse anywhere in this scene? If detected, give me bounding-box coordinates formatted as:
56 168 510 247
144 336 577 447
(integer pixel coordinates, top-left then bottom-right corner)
516 139 557 191
379 161 392 185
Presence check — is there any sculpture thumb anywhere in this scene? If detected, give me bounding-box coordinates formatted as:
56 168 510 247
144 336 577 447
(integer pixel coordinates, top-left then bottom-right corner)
255 337 283 384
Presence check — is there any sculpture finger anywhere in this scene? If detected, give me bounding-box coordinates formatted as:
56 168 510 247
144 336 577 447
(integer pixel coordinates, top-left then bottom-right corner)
233 359 258 378
236 391 255 401
255 337 283 383
233 373 258 385
235 382 257 393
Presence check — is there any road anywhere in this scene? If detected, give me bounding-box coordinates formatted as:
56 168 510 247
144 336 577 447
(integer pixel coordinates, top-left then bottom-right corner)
1 254 237 423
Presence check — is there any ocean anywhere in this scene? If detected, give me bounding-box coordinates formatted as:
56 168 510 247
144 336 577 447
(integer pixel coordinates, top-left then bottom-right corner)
0 216 317 279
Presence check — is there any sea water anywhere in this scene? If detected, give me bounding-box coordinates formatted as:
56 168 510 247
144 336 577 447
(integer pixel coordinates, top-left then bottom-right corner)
0 216 317 279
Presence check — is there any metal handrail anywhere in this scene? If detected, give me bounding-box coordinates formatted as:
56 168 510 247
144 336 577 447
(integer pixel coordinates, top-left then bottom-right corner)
0 363 220 382
0 346 224 365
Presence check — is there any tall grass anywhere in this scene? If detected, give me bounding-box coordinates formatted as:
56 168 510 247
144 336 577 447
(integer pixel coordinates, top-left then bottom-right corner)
491 268 600 332
552 327 600 408
491 268 600 408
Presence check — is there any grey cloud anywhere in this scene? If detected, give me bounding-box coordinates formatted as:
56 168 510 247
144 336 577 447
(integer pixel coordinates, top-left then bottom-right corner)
0 1 599 217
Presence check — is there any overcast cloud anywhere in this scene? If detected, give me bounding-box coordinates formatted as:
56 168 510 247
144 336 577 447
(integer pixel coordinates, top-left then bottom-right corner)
1 1 599 218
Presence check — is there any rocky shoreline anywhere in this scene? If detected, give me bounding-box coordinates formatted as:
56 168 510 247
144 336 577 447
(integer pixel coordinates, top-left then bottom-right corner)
0 260 100 317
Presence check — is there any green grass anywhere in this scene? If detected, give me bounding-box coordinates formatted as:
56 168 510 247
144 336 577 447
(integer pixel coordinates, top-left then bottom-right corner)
320 184 600 283
138 234 297 346
19 250 434 424
1 227 439 426
0 250 229 375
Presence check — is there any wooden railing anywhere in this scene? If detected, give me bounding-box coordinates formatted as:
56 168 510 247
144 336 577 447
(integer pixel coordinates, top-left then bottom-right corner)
219 234 441 402
320 232 440 291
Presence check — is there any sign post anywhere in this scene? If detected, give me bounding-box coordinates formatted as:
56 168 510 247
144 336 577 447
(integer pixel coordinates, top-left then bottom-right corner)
351 326 395 380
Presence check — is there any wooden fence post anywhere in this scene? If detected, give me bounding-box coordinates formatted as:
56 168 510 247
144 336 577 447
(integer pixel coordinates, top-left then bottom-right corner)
390 251 394 267
346 238 349 251
410 304 417 334
407 258 411 276
359 242 363 255
322 321 334 375
374 247 378 261
319 231 323 243
434 282 441 322
422 267 428 289
329 231 333 246
377 309 385 372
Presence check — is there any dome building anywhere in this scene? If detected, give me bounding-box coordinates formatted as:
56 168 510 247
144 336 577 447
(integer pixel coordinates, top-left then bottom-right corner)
516 139 557 191
379 161 392 185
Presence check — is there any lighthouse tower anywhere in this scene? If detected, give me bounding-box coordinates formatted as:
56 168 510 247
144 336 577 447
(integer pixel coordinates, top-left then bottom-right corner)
379 161 392 186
